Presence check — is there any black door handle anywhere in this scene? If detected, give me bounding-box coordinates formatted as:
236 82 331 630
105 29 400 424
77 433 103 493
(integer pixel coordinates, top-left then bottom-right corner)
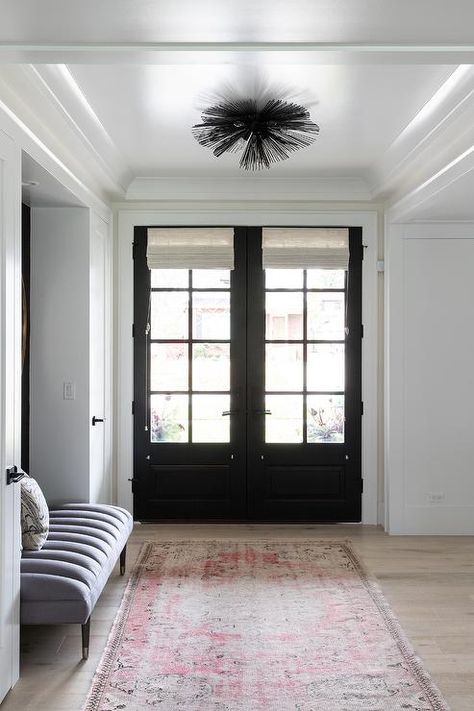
92 416 105 426
6 466 26 485
252 410 272 415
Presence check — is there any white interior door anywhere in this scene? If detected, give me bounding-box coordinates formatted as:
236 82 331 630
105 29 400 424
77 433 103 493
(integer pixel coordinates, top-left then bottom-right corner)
89 212 111 503
0 132 22 701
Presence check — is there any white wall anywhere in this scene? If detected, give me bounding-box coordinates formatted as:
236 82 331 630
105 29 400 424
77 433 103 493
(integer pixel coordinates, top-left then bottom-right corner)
0 96 112 697
30 207 91 504
385 222 474 534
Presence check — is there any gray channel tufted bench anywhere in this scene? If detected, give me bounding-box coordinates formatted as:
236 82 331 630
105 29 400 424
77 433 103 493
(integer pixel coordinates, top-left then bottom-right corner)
20 503 133 659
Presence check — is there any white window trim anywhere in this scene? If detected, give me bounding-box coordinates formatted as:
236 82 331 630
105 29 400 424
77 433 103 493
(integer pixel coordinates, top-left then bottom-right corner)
116 208 379 525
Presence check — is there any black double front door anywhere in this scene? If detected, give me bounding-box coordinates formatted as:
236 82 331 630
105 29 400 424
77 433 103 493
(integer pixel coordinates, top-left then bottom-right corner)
133 226 362 521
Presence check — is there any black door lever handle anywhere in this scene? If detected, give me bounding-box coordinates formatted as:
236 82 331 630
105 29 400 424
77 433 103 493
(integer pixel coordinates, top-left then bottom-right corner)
92 416 105 426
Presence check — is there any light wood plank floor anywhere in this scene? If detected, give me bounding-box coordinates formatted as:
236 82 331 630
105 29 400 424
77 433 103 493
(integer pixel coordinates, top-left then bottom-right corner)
2 524 474 711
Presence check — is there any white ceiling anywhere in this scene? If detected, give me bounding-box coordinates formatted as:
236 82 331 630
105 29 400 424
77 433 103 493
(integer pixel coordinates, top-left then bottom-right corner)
1 0 473 218
22 153 85 208
67 63 454 180
2 0 474 44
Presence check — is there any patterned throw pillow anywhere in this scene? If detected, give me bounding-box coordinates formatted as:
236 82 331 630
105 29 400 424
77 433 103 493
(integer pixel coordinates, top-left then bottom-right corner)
20 475 49 550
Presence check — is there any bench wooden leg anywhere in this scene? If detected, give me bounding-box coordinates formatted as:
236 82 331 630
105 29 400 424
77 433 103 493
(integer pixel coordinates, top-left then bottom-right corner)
82 617 90 660
120 544 127 576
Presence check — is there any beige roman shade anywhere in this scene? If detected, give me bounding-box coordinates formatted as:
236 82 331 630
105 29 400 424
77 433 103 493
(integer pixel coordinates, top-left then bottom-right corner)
262 228 349 270
146 228 235 270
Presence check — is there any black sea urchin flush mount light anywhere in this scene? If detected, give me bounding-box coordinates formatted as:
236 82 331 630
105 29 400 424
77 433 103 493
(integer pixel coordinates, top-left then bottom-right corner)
192 97 319 171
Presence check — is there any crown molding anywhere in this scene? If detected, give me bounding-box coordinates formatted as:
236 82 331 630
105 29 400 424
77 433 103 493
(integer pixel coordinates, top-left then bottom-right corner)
369 65 474 201
387 144 474 222
30 65 132 192
113 200 384 216
0 96 111 218
0 65 129 201
125 176 372 202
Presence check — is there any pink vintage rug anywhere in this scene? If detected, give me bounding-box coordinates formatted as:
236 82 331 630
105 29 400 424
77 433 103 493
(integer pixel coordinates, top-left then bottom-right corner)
84 540 449 711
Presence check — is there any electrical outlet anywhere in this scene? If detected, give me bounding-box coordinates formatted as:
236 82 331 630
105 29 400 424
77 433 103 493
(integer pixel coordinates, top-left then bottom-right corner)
427 492 445 504
63 382 76 400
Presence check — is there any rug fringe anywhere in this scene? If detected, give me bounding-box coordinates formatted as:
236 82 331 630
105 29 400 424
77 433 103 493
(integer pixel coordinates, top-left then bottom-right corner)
342 543 451 711
82 541 153 711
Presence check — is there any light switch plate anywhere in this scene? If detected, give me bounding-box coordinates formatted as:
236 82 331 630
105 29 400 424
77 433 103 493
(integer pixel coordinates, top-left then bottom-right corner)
63 381 76 400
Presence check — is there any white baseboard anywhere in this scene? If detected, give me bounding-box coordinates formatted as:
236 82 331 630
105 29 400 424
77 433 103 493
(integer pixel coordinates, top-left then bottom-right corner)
390 505 474 535
377 501 385 528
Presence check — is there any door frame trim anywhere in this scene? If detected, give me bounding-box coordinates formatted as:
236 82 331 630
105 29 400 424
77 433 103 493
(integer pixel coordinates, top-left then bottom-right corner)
116 207 379 525
0 129 22 699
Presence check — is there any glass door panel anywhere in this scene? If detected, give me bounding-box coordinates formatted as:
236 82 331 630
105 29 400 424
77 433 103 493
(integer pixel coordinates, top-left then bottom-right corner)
264 268 346 445
150 291 189 339
265 292 304 340
151 268 189 288
192 269 231 288
150 393 188 443
192 343 230 391
307 344 345 391
307 394 345 443
307 292 345 340
150 343 188 391
306 269 345 289
265 344 303 391
192 292 230 340
149 269 231 445
265 268 304 289
265 395 303 443
192 394 230 443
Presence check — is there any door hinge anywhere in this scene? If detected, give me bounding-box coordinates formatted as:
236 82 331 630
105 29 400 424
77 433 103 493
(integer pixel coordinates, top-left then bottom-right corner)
362 244 367 259
127 477 139 493
361 401 364 416
132 241 136 259
361 323 364 338
360 479 364 493
132 323 135 338
131 401 135 415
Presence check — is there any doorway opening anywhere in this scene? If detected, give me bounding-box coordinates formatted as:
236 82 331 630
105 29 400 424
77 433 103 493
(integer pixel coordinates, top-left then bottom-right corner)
133 226 362 521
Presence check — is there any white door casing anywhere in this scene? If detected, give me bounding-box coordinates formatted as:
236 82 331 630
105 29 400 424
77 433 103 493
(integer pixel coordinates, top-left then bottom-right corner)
115 207 379 524
90 211 112 503
0 129 22 702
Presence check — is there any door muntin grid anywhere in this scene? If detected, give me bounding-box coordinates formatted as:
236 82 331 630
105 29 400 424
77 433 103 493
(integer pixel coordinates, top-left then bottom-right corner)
264 268 346 444
149 269 231 443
